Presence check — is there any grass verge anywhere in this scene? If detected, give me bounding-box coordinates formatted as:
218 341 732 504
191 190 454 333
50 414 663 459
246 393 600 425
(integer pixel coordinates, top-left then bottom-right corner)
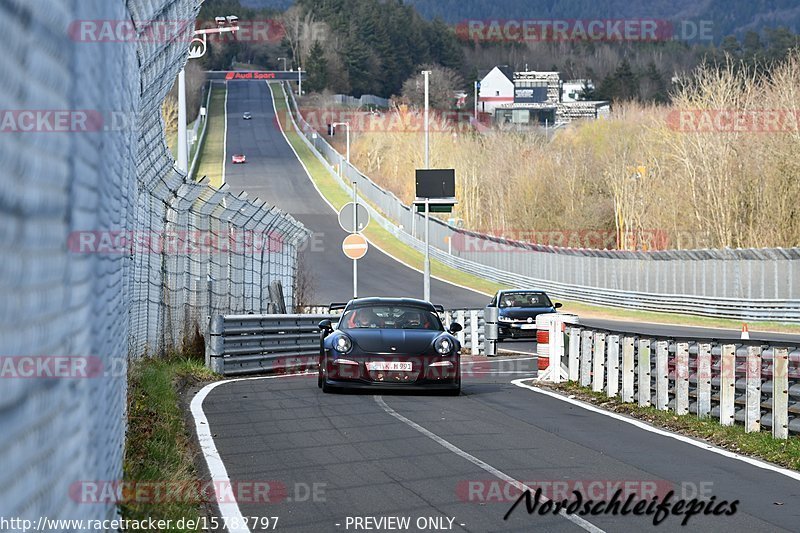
122 336 219 529
195 84 226 188
272 82 800 335
539 380 800 470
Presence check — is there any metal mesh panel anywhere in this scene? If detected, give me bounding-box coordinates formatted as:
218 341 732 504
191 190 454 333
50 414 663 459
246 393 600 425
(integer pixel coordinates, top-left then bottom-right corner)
0 0 308 525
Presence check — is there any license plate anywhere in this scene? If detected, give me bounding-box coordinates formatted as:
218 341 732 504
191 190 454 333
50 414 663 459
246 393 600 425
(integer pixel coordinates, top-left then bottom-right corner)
520 324 537 330
366 361 412 372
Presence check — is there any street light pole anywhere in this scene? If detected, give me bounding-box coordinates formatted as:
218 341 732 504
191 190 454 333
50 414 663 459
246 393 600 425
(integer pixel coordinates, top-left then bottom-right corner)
352 181 358 299
178 16 239 175
422 70 432 301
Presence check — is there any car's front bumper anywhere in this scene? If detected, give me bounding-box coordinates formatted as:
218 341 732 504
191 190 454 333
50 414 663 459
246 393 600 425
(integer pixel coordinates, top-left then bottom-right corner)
324 353 459 388
498 323 538 338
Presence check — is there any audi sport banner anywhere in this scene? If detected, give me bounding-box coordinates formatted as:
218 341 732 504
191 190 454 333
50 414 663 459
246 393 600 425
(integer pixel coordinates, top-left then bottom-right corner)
206 71 301 81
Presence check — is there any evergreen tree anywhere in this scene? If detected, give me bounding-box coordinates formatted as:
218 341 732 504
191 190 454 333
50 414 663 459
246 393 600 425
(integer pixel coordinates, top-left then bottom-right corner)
305 41 329 92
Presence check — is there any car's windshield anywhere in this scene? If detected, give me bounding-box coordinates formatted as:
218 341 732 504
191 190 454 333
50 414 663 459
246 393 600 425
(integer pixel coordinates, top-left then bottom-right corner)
498 292 552 308
340 306 443 330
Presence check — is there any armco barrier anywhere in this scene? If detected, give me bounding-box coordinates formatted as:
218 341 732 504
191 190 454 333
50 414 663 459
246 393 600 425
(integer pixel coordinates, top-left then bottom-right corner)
207 314 327 376
560 326 800 438
282 83 800 323
208 309 488 375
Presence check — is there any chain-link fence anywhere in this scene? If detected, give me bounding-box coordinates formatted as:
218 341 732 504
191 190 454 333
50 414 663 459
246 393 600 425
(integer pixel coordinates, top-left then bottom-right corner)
284 85 800 321
0 0 307 526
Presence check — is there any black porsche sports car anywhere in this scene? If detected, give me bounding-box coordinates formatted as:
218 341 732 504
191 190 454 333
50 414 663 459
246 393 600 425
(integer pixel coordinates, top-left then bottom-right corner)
317 298 463 394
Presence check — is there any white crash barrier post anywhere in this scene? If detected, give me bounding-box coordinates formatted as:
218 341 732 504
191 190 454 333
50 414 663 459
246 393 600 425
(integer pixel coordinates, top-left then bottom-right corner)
568 327 581 382
484 305 498 357
745 345 762 433
655 341 669 411
470 310 480 355
592 332 605 392
621 336 635 402
637 339 652 407
606 335 620 398
580 330 593 387
719 344 736 426
535 313 578 383
773 348 789 439
696 343 712 418
675 342 690 415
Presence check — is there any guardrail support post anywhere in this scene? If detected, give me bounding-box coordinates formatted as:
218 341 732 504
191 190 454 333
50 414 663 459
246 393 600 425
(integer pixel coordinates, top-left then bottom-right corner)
484 306 498 357
580 331 593 387
655 341 669 411
772 348 789 439
456 310 466 349
606 335 620 398
696 343 712 418
470 310 480 356
568 328 581 382
638 339 651 407
675 342 690 415
592 332 605 392
745 345 762 433
207 315 225 374
621 336 635 402
720 344 736 426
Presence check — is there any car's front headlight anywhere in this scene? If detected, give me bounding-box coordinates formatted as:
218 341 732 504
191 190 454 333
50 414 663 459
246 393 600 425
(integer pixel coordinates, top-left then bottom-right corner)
498 315 513 323
434 336 455 355
332 334 352 354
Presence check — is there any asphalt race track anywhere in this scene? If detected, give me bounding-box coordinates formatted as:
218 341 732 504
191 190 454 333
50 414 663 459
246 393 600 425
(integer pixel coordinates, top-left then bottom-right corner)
223 81 487 309
196 80 800 533
200 358 800 532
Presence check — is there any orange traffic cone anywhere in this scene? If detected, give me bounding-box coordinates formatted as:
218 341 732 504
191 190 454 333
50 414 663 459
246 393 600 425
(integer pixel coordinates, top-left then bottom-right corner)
741 323 750 340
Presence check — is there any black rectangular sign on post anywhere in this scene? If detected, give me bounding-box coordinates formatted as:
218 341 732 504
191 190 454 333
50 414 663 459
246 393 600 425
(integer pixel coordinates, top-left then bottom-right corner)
416 169 455 199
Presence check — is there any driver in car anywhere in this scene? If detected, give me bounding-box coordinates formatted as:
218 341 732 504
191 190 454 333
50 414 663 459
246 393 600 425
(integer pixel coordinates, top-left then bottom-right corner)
356 309 382 328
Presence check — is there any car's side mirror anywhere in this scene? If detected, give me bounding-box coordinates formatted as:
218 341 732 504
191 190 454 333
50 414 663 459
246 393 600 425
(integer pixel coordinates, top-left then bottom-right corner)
319 319 333 332
554 302 563 309
448 322 463 334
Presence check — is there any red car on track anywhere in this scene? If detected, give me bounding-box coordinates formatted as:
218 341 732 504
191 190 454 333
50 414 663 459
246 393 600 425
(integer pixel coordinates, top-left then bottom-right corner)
231 154 246 164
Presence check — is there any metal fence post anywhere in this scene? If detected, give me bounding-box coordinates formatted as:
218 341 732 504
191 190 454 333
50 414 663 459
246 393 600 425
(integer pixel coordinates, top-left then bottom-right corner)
696 343 712 418
745 346 762 433
592 332 605 392
772 348 789 439
675 342 690 415
638 339 652 407
568 327 581 382
484 305 498 357
720 344 736 426
621 336 635 402
607 335 620 398
456 310 466 348
580 330 593 387
655 341 669 411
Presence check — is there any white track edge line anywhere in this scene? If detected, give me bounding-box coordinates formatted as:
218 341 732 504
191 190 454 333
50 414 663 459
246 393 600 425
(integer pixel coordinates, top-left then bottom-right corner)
511 379 800 482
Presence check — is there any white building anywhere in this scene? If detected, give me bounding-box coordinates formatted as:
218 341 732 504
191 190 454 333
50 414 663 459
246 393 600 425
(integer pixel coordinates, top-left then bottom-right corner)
478 67 609 127
477 66 514 116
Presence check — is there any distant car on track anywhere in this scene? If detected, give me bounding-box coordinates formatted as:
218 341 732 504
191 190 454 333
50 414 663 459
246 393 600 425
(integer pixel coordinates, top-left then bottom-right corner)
489 290 562 340
318 298 463 395
231 154 246 164
242 112 252 120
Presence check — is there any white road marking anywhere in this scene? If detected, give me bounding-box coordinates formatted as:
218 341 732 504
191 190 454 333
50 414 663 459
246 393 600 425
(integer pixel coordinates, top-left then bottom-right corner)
511 379 800 482
191 372 315 533
498 348 537 356
374 396 605 533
